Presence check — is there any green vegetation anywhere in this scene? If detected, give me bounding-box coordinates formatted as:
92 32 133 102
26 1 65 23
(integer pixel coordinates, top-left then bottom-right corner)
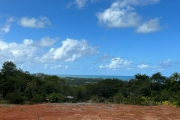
0 61 180 107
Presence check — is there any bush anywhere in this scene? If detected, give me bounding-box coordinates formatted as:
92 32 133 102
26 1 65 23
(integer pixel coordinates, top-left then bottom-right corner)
140 96 155 106
156 101 178 107
47 93 64 103
89 95 105 103
30 94 44 104
6 91 25 104
113 93 124 104
127 95 142 105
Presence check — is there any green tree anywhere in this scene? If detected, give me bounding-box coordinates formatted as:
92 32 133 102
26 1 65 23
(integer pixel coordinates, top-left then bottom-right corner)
25 80 37 99
170 72 180 81
1 61 17 76
135 73 149 82
151 72 166 84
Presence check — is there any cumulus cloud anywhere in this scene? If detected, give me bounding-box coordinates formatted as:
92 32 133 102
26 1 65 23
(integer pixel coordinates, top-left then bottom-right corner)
0 36 58 64
0 39 37 63
137 63 149 69
23 39 34 45
1 37 94 64
23 37 58 47
35 37 58 47
96 0 161 33
39 38 98 62
0 17 15 35
136 18 161 33
100 57 132 69
19 16 51 28
97 5 140 28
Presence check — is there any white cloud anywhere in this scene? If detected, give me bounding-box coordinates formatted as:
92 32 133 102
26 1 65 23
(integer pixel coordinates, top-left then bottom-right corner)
159 59 172 68
36 37 58 47
96 0 161 33
136 18 161 33
43 64 69 70
51 65 69 70
68 0 101 9
0 36 57 64
97 5 140 28
68 0 88 9
23 37 58 47
23 39 34 45
100 57 132 69
136 59 174 71
75 0 88 8
19 16 51 28
0 17 15 35
137 64 149 69
0 39 37 63
39 38 98 62
6 17 15 23
51 65 62 69
0 24 11 33
113 0 160 8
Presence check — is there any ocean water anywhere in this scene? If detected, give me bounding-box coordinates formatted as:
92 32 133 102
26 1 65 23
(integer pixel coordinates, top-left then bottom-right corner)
58 75 135 80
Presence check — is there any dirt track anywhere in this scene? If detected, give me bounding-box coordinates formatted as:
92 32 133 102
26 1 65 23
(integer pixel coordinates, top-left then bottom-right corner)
0 103 180 120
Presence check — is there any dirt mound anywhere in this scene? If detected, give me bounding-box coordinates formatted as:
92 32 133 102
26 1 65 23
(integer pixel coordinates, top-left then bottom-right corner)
0 103 180 120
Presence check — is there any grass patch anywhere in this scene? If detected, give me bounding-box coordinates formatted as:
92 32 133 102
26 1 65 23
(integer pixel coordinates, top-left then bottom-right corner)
0 100 8 104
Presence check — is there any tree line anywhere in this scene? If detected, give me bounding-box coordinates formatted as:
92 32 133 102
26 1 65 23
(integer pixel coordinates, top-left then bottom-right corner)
0 61 180 106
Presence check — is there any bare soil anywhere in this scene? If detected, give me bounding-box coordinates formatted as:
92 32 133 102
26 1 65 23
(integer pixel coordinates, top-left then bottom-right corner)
0 103 180 120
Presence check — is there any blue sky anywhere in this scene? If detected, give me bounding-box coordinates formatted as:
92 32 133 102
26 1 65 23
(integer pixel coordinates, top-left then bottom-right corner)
0 0 180 76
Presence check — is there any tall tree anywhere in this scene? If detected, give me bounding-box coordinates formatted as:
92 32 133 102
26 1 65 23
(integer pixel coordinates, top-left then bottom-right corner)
135 73 149 81
1 61 17 76
151 72 166 84
171 72 180 81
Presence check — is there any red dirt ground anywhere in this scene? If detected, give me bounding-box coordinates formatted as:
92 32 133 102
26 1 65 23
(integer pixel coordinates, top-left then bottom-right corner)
0 103 180 120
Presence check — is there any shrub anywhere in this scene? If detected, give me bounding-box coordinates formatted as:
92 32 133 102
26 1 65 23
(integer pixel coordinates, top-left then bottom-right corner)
127 96 142 105
6 91 25 104
47 93 64 103
113 93 124 104
156 101 178 107
30 94 44 104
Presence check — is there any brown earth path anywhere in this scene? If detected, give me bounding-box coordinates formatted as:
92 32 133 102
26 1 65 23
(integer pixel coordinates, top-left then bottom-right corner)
0 103 180 120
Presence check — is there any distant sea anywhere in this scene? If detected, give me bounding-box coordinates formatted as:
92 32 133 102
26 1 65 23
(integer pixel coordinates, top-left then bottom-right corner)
57 75 135 81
